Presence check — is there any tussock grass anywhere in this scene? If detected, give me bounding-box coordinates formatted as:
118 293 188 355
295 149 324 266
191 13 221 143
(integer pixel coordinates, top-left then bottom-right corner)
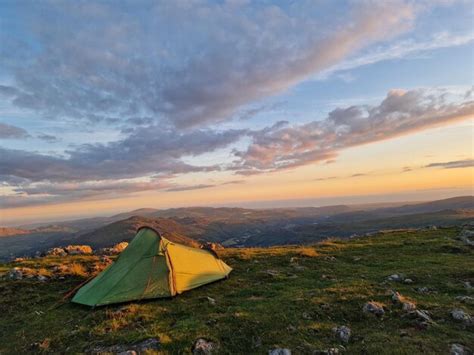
0 228 473 354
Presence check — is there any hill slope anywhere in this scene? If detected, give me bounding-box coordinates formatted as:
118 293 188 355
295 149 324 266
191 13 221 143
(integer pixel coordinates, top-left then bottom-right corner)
0 228 472 353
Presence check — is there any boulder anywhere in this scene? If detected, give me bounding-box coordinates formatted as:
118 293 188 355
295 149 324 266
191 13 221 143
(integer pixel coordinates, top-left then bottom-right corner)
450 343 471 355
363 301 385 317
269 349 291 355
332 325 351 343
451 309 473 325
64 245 92 255
192 338 218 354
46 247 67 257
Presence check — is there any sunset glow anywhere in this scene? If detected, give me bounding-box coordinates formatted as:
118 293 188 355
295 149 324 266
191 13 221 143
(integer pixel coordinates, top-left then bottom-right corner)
0 1 473 225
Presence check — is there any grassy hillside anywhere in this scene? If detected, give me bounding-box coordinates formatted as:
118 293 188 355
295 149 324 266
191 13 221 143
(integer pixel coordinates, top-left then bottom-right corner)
1 228 473 354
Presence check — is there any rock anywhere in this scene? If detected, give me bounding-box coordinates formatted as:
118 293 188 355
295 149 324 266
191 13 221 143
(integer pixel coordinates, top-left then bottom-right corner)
363 301 385 317
100 256 112 263
313 349 340 355
403 278 414 284
391 291 416 311
192 338 217 354
450 343 471 355
37 275 48 282
415 287 431 294
387 274 405 282
252 336 262 348
292 265 306 271
98 242 129 255
8 267 23 280
201 242 224 251
269 349 291 355
206 296 216 305
324 256 336 261
463 281 473 289
302 312 312 320
64 245 92 255
332 325 351 343
451 309 473 324
287 325 297 332
455 296 474 304
90 338 160 354
414 310 432 323
264 269 280 277
458 227 474 246
46 247 67 257
402 302 416 312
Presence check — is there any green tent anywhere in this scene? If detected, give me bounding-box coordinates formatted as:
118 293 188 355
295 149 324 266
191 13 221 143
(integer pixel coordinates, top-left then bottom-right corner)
72 226 232 306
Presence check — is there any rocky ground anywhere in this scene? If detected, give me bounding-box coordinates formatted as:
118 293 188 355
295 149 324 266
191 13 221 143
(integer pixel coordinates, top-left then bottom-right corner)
0 228 473 354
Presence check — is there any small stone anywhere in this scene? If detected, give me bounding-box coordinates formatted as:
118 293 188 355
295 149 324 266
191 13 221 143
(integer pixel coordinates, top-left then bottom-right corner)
404 278 414 284
37 275 48 282
313 348 340 355
269 349 291 355
463 281 473 289
415 287 430 294
192 338 217 354
252 336 262 348
265 269 280 277
206 296 216 305
387 274 404 282
332 325 351 343
363 302 385 317
287 325 297 332
450 343 471 355
302 312 312 320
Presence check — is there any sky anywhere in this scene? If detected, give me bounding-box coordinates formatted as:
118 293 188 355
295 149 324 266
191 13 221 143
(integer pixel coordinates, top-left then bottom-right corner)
0 0 473 226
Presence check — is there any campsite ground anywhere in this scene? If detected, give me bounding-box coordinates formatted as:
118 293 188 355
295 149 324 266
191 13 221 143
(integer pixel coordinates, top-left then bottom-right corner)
0 228 473 354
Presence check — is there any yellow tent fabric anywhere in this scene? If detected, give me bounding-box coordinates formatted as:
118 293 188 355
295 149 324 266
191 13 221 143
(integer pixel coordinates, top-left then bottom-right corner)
72 226 232 306
165 241 233 293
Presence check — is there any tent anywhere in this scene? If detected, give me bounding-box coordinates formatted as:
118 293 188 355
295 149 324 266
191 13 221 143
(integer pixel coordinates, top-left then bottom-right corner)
72 226 232 306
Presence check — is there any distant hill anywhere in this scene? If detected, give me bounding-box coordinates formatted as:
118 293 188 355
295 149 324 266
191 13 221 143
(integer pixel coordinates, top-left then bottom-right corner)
1 196 472 261
72 216 200 249
380 196 474 215
0 228 31 238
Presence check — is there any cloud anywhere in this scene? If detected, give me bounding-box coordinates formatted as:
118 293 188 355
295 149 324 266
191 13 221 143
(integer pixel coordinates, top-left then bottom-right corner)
318 31 474 80
166 184 215 192
2 1 419 128
233 88 474 174
425 159 474 169
37 133 59 143
0 126 245 182
1 178 173 208
0 123 29 139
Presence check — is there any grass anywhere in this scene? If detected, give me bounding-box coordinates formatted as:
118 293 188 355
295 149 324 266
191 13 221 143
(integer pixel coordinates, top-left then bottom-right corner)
0 228 473 354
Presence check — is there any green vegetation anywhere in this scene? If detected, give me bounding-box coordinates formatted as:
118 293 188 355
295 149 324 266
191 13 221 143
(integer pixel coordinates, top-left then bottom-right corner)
0 228 473 354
